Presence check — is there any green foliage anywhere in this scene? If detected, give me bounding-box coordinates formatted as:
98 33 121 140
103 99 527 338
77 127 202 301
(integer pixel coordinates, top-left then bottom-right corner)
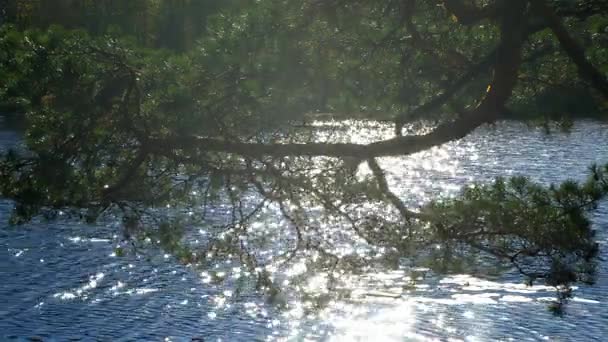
3 0 607 121
420 163 608 287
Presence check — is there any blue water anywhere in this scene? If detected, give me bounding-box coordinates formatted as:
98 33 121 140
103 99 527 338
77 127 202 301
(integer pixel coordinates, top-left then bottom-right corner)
1 119 608 341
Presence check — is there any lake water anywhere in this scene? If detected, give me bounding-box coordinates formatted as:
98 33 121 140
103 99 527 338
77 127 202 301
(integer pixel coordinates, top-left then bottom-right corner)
1 118 608 341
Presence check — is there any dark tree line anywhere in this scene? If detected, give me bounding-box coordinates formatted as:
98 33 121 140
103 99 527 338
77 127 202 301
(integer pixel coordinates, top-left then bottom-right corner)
2 0 233 50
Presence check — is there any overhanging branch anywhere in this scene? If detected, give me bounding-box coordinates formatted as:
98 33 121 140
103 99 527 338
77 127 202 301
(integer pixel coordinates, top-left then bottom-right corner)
148 2 527 161
532 0 608 98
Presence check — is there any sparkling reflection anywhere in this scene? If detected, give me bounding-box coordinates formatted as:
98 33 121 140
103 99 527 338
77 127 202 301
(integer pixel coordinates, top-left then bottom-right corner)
1 120 608 340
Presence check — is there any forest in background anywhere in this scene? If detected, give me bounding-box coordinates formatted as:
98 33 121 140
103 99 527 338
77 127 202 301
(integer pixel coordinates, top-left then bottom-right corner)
1 0 607 120
1 0 233 51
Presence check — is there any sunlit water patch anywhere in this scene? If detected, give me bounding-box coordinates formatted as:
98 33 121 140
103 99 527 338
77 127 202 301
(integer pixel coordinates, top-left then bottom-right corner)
1 120 608 340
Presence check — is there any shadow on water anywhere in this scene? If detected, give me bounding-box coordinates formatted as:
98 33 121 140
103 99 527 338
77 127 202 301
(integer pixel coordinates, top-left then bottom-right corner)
0 112 26 132
0 113 24 154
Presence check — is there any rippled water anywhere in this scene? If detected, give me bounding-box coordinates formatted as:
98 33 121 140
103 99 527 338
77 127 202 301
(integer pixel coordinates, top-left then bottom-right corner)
1 118 608 341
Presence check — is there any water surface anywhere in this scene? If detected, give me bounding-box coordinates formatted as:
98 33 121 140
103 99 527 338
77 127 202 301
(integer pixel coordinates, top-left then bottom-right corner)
1 119 608 341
